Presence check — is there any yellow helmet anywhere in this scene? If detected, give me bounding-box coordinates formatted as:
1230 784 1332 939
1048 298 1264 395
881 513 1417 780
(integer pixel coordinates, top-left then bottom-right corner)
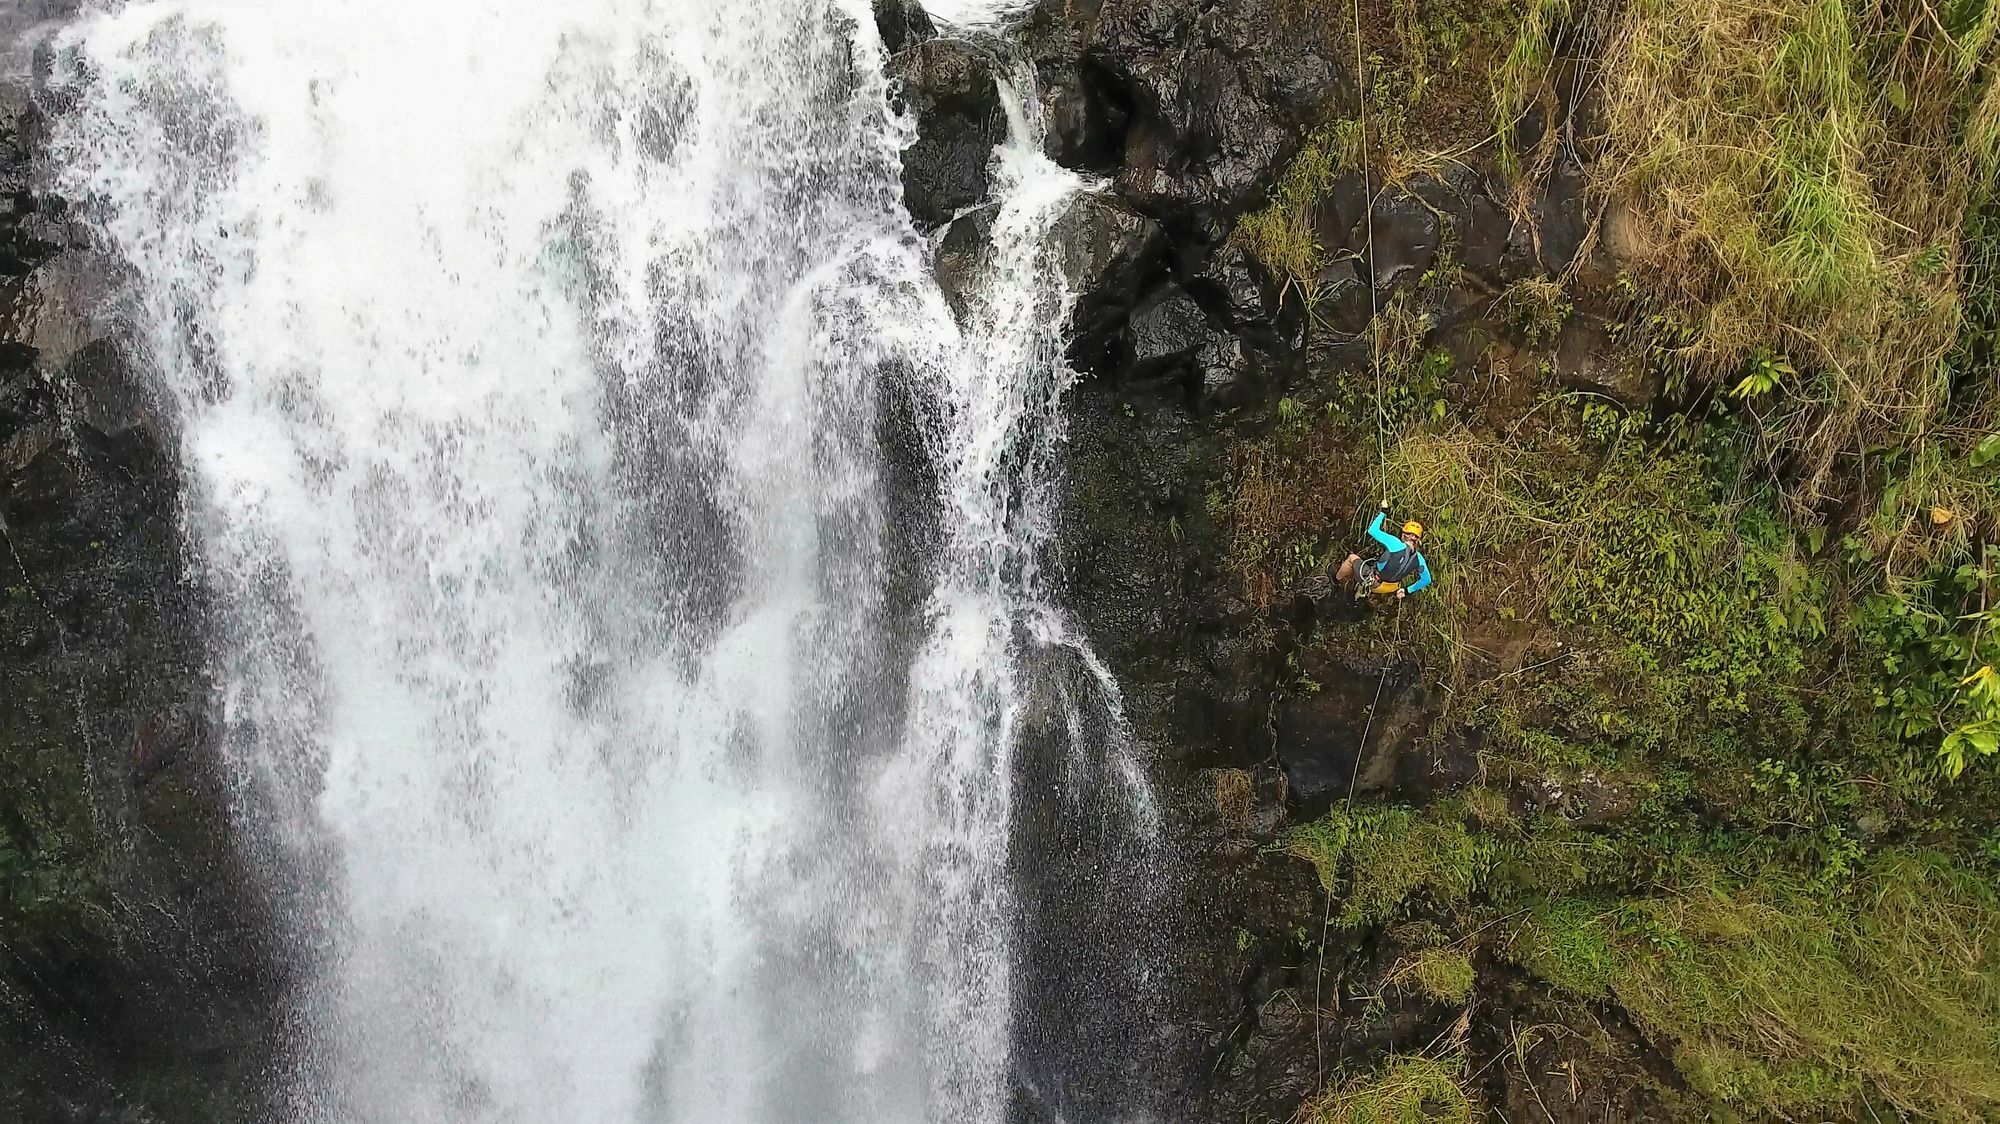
1402 520 1424 537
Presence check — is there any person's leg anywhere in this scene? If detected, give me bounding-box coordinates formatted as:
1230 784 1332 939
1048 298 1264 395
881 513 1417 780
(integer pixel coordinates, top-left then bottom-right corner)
1338 553 1359 582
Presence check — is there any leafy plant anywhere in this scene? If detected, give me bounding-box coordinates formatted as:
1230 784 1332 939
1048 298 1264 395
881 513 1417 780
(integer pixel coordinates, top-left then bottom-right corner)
1854 554 2000 776
1499 277 1570 346
1971 432 2000 469
1729 346 1794 399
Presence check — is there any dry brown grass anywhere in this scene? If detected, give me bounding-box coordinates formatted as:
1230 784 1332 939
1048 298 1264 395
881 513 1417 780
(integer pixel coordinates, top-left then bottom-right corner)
1226 417 1364 612
1213 768 1256 832
1593 0 2000 509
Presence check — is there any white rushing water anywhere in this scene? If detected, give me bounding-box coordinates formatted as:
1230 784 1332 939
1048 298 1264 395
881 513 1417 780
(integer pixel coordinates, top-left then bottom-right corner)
45 0 1146 1120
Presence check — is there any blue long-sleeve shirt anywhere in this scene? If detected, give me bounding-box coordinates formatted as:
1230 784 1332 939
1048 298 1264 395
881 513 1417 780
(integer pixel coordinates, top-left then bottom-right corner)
1367 513 1431 593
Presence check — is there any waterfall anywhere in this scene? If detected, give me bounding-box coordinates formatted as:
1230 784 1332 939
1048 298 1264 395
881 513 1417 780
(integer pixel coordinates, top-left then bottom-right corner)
43 0 1156 1120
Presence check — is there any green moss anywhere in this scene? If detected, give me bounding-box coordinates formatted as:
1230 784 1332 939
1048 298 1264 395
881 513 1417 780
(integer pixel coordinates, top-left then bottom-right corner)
1511 898 1618 998
1288 806 1492 927
1304 1054 1475 1123
1509 853 2000 1120
1402 947 1477 1004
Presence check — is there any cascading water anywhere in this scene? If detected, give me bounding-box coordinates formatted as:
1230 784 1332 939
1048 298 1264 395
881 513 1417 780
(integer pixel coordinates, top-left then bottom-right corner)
43 0 1161 1120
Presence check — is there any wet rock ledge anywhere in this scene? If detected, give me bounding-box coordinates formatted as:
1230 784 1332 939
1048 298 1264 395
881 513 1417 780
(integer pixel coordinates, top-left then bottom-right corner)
0 54 286 1123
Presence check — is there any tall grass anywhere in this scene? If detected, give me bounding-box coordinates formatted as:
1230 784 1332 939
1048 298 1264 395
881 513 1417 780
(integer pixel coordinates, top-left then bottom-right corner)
1595 0 2000 510
1301 1053 1475 1124
1491 0 1570 173
1514 851 2000 1120
1233 119 1363 301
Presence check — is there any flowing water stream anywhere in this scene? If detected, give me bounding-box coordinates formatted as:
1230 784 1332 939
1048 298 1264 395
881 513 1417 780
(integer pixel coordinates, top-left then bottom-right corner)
44 0 1157 1119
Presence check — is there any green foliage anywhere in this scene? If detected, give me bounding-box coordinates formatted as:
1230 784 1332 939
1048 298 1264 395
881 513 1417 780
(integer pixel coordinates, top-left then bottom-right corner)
1222 400 1358 611
1491 815 1634 896
1288 805 1493 927
1304 1054 1474 1124
1551 450 1821 714
1235 119 1362 295
1577 398 1644 446
1399 946 1477 1004
1510 852 2000 1120
1368 294 1454 428
1499 277 1570 346
1853 552 2000 776
1728 346 1793 399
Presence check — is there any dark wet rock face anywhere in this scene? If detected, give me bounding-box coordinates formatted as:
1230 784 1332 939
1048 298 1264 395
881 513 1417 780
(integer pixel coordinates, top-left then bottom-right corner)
999 0 1618 1115
1007 639 1183 1123
0 77 285 1123
1035 55 1133 174
1091 0 1341 227
1126 283 1213 377
1024 0 1344 237
1362 191 1441 293
933 201 997 317
871 0 935 55
887 37 1008 228
1555 313 1656 404
1191 243 1276 334
1273 657 1479 816
1050 191 1164 366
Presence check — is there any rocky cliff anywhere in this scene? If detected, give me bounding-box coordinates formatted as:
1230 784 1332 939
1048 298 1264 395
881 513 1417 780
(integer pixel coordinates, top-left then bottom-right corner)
5 0 1999 1117
896 0 2000 1119
0 36 286 1121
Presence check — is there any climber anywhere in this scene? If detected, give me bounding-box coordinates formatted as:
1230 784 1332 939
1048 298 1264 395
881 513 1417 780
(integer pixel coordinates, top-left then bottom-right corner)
1336 502 1431 598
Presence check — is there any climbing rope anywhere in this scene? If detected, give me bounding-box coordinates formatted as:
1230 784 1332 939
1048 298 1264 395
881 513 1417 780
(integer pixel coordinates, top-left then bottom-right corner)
1316 649 1392 1090
1354 0 1387 494
1315 13 1396 1080
1344 664 1389 815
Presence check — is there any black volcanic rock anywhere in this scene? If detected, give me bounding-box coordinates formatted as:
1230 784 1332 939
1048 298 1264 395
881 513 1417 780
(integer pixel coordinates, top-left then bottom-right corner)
872 0 936 55
887 37 1009 228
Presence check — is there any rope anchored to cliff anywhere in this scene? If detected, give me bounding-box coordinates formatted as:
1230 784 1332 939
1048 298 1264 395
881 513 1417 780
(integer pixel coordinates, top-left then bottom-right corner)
1328 0 1431 606
1355 0 1385 491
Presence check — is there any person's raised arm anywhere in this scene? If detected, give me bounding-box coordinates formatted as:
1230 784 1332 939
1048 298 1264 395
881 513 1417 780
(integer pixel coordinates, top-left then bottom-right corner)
1367 504 1404 551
